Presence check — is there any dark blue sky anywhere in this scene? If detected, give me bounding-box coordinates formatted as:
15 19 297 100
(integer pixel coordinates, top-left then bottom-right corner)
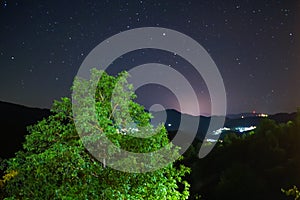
0 0 299 115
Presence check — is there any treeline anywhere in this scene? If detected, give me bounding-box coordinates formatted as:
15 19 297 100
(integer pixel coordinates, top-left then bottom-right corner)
183 109 300 199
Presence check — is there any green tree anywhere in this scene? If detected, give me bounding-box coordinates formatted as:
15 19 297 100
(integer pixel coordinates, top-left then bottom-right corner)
1 69 190 199
188 110 300 199
282 186 300 200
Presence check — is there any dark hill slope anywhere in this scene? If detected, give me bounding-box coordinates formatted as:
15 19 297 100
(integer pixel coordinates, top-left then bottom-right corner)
0 101 50 159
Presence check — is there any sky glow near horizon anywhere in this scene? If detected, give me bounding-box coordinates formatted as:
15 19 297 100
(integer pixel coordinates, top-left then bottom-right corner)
0 0 299 115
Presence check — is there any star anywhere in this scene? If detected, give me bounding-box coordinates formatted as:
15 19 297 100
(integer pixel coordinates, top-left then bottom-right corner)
249 74 255 78
0 0 298 116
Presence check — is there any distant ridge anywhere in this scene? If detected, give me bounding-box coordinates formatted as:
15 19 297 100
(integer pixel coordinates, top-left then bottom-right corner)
149 109 297 141
0 101 50 159
0 101 296 159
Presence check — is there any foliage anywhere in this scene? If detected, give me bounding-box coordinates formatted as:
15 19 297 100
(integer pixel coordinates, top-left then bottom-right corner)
282 186 300 200
1 69 190 199
186 109 300 199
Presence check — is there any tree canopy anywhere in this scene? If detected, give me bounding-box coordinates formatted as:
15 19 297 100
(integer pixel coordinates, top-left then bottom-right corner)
185 109 300 199
0 69 190 199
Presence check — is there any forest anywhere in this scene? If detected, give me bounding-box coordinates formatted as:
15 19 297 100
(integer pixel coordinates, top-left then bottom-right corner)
183 109 300 199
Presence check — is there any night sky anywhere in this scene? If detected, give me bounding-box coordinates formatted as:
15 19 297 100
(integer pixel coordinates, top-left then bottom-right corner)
0 0 299 115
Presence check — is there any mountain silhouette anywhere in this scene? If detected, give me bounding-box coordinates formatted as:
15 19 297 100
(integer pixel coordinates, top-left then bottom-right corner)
0 101 50 159
150 109 296 141
0 101 296 159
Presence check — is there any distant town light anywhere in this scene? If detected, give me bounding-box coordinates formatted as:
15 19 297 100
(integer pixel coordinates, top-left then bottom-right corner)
258 113 268 117
212 127 230 135
206 139 218 143
234 126 256 133
211 126 257 135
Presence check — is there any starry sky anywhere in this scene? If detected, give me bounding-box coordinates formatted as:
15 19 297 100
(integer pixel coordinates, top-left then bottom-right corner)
0 0 299 115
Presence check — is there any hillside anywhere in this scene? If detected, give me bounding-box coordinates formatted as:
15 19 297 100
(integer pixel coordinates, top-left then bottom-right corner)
151 109 296 141
0 102 296 159
0 101 50 159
